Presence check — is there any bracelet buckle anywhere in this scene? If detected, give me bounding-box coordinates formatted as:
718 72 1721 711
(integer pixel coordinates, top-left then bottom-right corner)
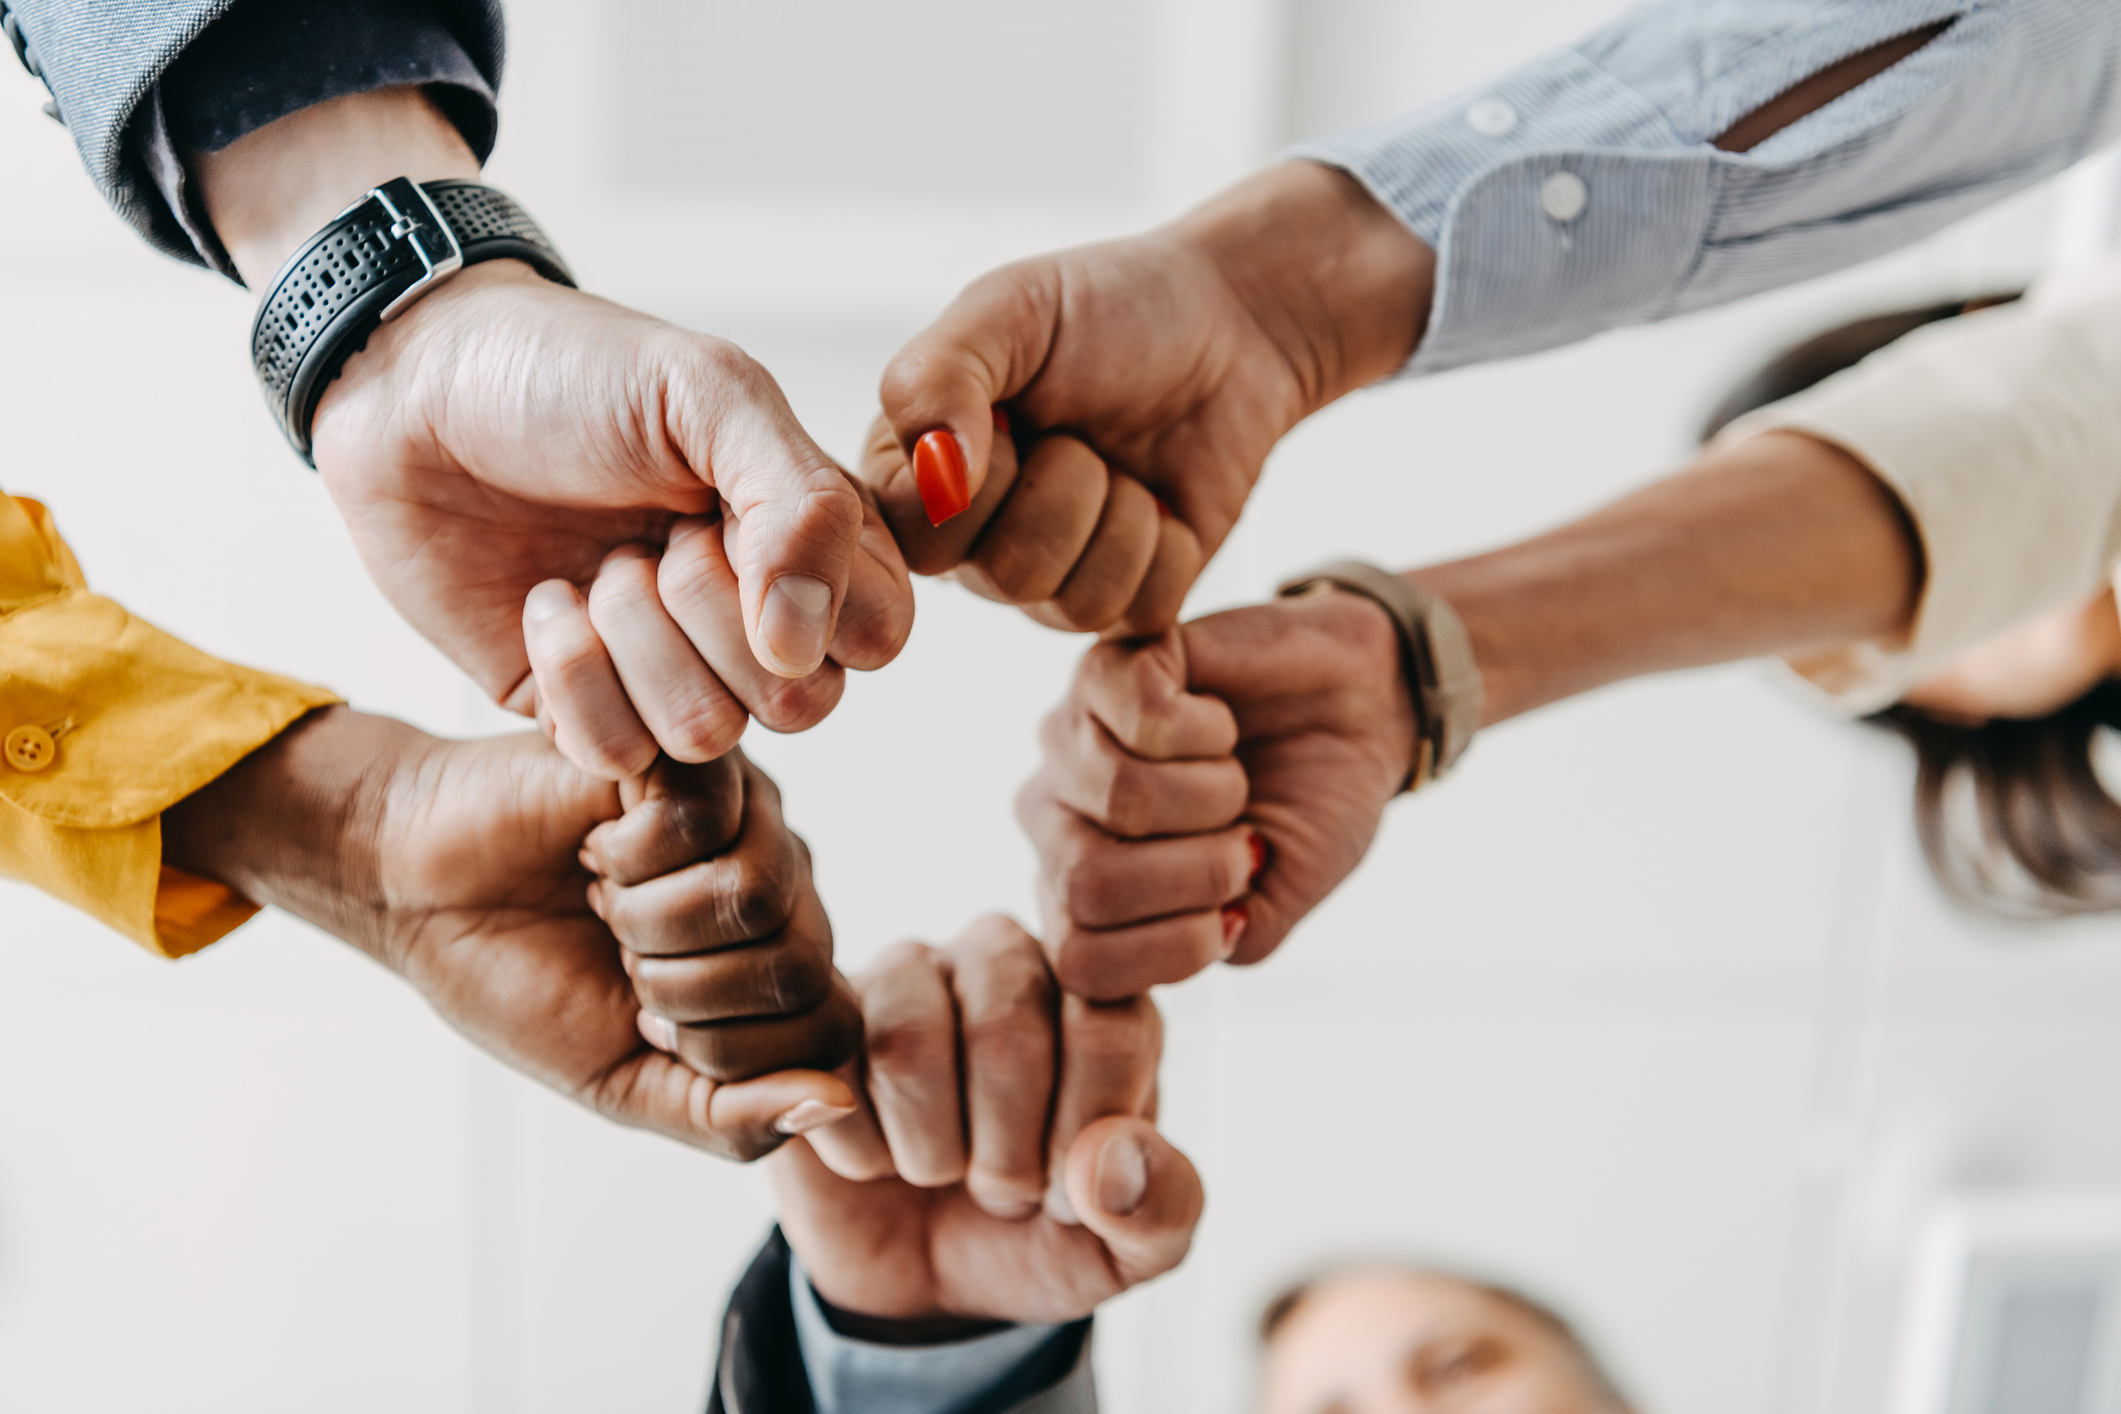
368 178 464 322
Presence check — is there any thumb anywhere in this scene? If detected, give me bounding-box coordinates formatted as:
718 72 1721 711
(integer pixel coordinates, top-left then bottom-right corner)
674 349 865 681
880 259 1061 525
1062 1116 1204 1288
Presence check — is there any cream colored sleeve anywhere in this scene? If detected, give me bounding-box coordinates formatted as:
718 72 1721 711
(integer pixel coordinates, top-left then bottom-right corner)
0 492 342 957
1716 254 2121 715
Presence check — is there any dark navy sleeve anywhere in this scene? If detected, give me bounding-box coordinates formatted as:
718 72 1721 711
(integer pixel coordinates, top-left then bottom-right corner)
142 0 497 277
157 0 495 158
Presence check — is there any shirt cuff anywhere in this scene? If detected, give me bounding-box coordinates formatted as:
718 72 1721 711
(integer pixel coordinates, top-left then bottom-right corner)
787 1256 1077 1414
1716 253 2121 714
140 0 499 279
1293 0 2000 377
1 492 341 955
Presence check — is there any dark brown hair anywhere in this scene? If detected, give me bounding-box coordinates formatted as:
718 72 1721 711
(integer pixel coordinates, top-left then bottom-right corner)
1258 1262 1631 1410
1706 293 2121 919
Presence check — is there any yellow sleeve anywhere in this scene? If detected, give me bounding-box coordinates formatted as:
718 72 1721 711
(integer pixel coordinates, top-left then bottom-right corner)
0 492 343 958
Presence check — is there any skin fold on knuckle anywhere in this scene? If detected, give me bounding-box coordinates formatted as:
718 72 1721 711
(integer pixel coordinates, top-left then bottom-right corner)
1063 995 1160 1092
717 843 802 941
1053 839 1131 929
1050 928 1140 1002
744 666 844 735
1092 752 1161 838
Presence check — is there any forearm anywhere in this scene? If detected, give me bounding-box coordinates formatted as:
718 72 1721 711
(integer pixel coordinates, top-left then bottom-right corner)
190 83 480 287
1410 431 1923 725
160 705 413 955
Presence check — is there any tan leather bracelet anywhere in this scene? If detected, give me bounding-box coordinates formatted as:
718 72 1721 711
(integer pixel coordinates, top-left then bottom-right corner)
1276 559 1484 793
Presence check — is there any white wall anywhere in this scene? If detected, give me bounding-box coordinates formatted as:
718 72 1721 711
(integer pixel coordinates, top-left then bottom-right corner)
3 4 2118 1413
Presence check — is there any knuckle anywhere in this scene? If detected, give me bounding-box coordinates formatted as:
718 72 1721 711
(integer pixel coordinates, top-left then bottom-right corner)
1064 995 1156 1068
718 865 795 942
1048 928 1125 1002
1093 756 1158 837
758 940 833 1014
1052 845 1122 927
865 1019 954 1086
745 670 840 734
659 698 746 763
657 543 728 619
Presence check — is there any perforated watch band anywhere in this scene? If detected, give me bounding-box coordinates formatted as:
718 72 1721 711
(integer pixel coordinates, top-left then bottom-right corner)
1277 559 1484 793
250 178 574 464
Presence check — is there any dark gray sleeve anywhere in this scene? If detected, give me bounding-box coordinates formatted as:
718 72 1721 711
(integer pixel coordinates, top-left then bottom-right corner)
1 0 502 273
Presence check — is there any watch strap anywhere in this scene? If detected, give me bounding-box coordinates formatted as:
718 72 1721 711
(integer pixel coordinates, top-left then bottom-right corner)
1277 559 1483 793
250 178 573 465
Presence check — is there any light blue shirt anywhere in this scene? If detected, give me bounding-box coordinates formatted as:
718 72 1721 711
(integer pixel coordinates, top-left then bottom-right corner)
1294 0 2121 375
789 1257 1087 1414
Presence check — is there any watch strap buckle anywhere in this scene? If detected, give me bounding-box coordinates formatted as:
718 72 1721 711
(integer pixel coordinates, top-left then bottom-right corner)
369 178 464 321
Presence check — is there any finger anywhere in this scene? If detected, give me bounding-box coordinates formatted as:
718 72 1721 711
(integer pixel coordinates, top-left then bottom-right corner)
581 753 744 887
957 434 1109 605
664 338 864 679
864 408 1024 577
658 515 847 735
1045 992 1161 1223
591 766 804 955
1039 878 1240 1001
1105 507 1207 639
881 262 1063 518
658 970 864 1082
826 479 917 671
802 1057 896 1182
594 1051 857 1164
946 915 1058 1220
584 544 749 763
622 886 835 1022
1038 471 1162 632
1061 1116 1203 1284
1075 633 1240 762
523 579 659 780
1029 801 1258 929
859 941 967 1188
1031 706 1248 838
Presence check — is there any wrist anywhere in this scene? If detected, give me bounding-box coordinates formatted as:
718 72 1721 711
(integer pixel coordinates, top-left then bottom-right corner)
192 85 481 288
1175 161 1433 412
160 706 415 958
810 1285 1012 1347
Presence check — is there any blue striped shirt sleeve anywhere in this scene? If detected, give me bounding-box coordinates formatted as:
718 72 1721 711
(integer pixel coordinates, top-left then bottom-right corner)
1293 0 2121 375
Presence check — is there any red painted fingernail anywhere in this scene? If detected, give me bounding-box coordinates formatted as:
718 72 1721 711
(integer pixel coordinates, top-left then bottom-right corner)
914 429 971 526
992 405 1011 433
1221 903 1248 955
1151 493 1175 518
1247 831 1269 887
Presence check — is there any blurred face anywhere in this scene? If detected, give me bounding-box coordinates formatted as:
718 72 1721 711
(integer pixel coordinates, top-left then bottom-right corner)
1901 586 2121 724
1258 1271 1622 1414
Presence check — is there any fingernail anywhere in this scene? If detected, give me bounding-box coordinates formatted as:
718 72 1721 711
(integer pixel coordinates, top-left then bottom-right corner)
1151 493 1175 519
992 405 1011 433
913 430 971 526
773 1099 857 1136
523 580 577 625
1096 1132 1150 1217
1221 903 1248 956
975 1194 1040 1221
1247 831 1269 887
760 574 834 677
637 1011 679 1053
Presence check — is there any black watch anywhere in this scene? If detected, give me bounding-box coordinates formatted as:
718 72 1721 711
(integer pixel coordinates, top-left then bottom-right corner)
249 177 574 465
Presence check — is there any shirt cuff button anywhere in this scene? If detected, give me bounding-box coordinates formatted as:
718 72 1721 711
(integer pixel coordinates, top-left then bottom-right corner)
1541 171 1589 224
5 724 56 773
1465 99 1517 137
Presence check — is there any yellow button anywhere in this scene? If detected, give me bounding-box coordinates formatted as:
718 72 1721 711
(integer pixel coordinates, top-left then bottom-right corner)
4 725 57 773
